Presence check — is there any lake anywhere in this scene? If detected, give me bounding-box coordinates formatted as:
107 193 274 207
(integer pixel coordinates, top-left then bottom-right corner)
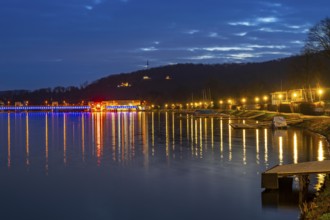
0 112 328 220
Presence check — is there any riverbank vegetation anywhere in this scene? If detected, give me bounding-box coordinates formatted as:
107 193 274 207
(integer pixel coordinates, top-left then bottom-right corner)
301 176 330 220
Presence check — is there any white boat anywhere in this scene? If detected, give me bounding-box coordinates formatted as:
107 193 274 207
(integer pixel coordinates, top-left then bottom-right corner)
272 116 287 129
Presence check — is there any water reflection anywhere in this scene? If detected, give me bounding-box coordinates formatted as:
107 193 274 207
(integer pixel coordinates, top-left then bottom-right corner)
293 132 298 164
228 119 232 161
152 112 155 153
220 119 223 158
111 113 116 161
1 112 328 220
165 112 169 158
264 129 268 167
142 112 149 167
256 129 259 164
172 112 175 150
26 113 29 167
318 140 324 162
7 113 10 168
243 129 246 165
199 118 203 158
0 112 328 174
279 136 283 165
45 113 49 174
63 113 67 165
95 112 102 165
81 114 85 162
315 140 326 191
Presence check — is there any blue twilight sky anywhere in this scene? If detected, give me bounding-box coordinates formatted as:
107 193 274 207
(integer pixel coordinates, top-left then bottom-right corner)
0 0 329 90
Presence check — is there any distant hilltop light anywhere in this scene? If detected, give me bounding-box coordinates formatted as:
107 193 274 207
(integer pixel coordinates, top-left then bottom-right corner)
117 82 132 88
165 75 171 80
143 76 151 80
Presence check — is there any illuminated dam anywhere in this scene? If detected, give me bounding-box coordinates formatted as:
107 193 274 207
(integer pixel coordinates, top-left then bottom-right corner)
0 100 142 112
0 105 139 112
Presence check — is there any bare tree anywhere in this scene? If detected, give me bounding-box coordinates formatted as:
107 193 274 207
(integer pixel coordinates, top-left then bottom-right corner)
304 17 330 58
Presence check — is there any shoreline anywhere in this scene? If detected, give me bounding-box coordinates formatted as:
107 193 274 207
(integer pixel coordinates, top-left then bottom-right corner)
225 109 330 219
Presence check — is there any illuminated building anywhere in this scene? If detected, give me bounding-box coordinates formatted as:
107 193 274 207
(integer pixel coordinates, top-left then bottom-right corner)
142 75 151 80
117 82 132 88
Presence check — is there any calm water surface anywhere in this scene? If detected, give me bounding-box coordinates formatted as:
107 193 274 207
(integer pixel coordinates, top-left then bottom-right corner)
0 112 328 220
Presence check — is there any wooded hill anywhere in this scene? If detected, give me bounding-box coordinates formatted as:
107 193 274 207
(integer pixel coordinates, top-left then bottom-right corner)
1 53 329 105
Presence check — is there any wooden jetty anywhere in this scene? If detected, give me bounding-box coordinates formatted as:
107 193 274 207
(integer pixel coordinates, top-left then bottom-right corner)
262 160 330 190
230 121 271 129
230 117 303 129
246 112 266 119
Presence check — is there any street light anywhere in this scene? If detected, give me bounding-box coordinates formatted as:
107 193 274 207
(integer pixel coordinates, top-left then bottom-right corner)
254 97 260 110
241 98 246 110
277 94 283 113
293 93 297 99
263 96 268 102
262 95 268 111
318 89 324 101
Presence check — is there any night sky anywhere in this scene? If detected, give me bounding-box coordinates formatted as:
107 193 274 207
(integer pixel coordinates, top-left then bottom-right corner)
1 0 329 90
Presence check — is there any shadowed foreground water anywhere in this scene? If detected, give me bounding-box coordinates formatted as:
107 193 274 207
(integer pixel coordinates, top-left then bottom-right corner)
0 112 328 220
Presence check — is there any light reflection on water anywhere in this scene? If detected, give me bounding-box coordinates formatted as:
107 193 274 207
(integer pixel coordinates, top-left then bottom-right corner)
0 112 329 220
2 112 329 176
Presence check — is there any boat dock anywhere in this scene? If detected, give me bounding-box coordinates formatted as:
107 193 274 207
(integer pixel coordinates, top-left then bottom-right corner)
262 160 330 190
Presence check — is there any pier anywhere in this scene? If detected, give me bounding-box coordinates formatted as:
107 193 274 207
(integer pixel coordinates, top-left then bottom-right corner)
262 160 330 190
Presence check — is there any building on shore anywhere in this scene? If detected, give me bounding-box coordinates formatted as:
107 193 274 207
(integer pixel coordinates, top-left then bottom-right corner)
88 100 143 112
270 88 329 115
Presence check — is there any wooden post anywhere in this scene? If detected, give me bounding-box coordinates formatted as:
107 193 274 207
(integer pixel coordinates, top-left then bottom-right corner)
262 173 279 189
